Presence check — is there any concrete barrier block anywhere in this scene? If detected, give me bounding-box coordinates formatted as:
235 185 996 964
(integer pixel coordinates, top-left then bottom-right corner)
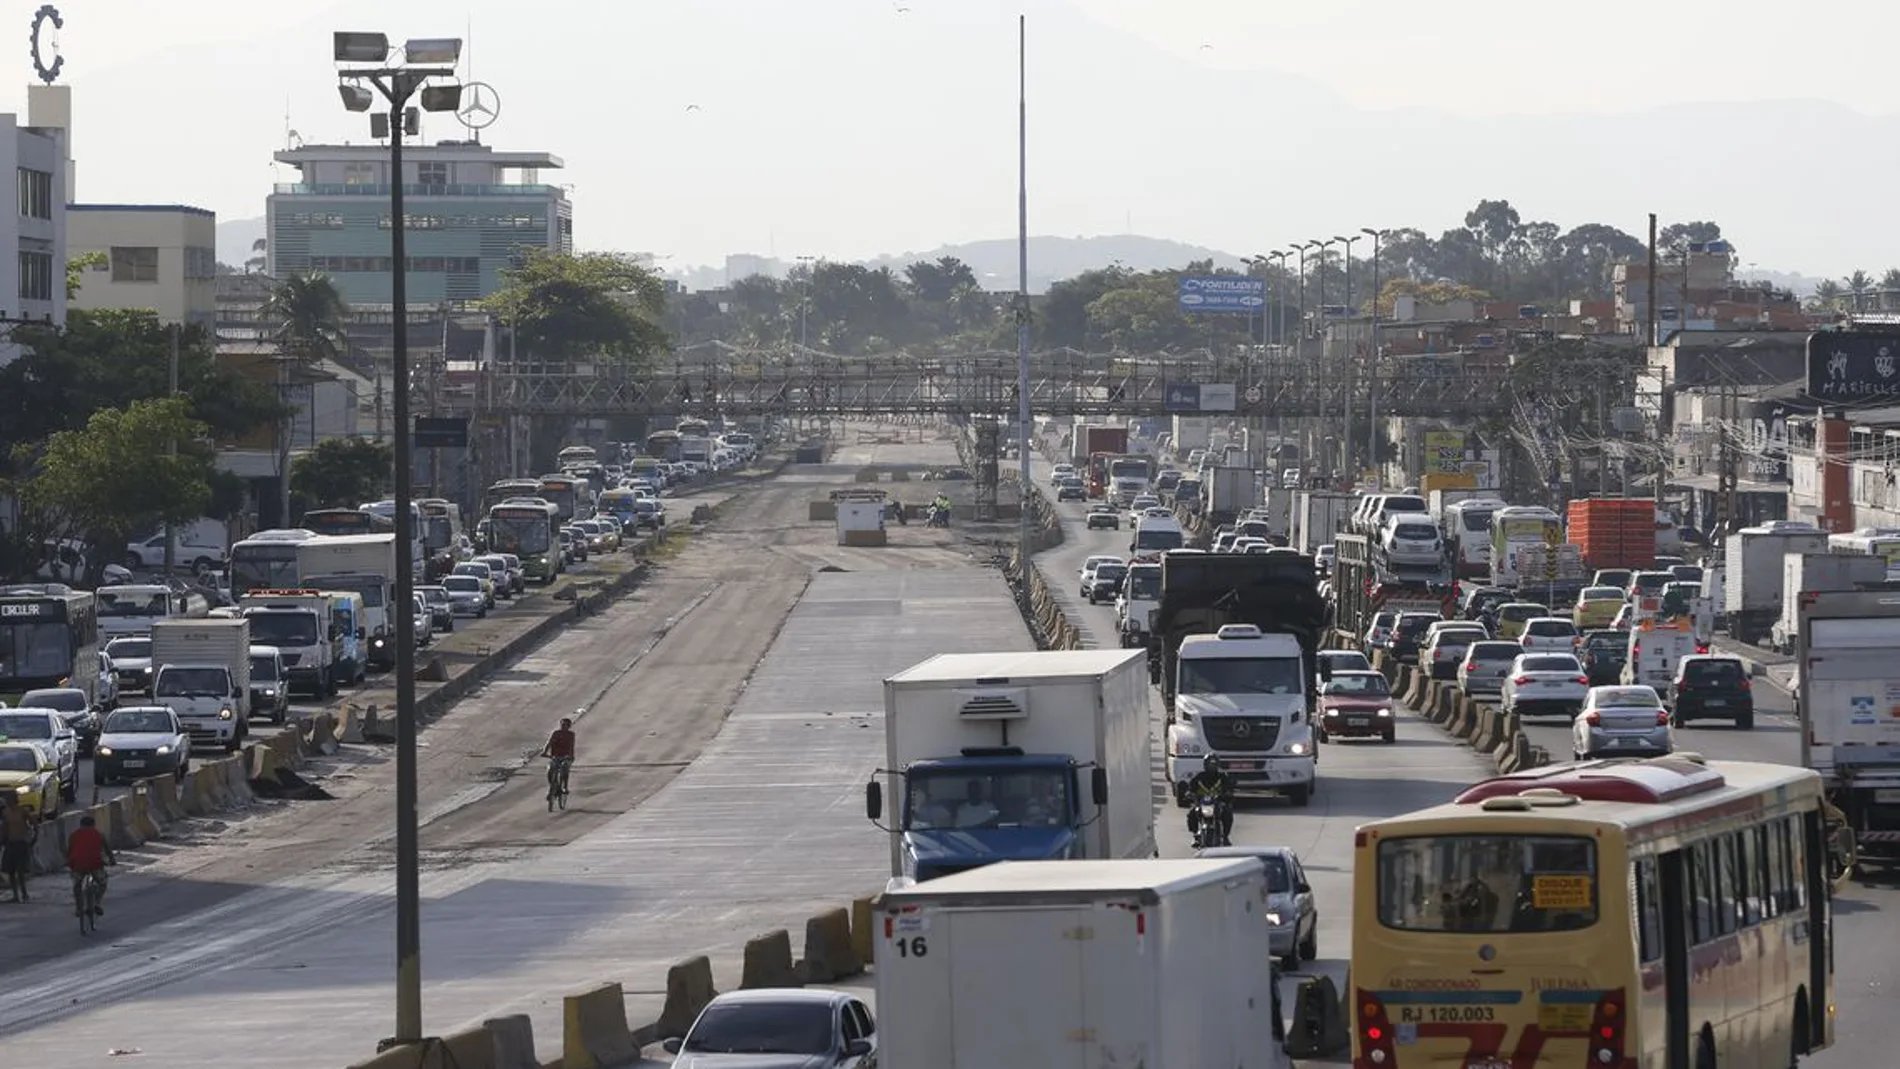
308 711 339 754
150 772 185 821
1369 648 1391 678
850 896 875 964
247 742 281 783
799 907 862 983
853 468 879 483
562 982 635 1069
656 955 718 1042
267 726 303 764
29 811 67 874
483 1015 537 1069
345 1029 495 1069
807 501 838 522
127 787 163 840
102 797 139 849
740 929 801 989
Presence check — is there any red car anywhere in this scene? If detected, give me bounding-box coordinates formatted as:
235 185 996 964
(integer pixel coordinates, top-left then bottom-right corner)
1316 670 1397 744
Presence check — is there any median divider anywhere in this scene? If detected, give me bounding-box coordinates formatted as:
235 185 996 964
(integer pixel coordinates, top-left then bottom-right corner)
799 906 863 983
654 955 719 1045
561 982 637 1069
850 895 875 964
1285 974 1348 1058
740 929 799 989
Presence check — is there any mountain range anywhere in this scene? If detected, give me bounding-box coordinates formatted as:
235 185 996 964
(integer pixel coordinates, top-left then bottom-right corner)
217 223 1829 298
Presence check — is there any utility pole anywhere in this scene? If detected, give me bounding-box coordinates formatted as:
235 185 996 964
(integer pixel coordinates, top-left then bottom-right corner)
1716 383 1739 539
1014 14 1033 566
163 324 180 575
1646 213 1664 507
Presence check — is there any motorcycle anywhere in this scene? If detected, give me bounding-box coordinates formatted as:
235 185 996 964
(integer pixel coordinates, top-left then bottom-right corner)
1189 796 1230 849
926 505 951 528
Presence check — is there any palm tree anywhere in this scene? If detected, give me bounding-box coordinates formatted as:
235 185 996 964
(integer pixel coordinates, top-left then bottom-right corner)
262 272 350 365
244 236 267 274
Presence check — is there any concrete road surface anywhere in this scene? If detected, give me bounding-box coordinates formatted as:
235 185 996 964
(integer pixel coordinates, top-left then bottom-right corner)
0 428 1041 1069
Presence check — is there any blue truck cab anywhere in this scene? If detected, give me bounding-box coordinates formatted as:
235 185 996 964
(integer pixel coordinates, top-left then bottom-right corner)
871 748 1106 882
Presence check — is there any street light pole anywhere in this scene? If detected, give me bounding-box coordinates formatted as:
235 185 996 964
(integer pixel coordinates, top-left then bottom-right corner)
334 31 465 1049
1361 227 1383 480
1333 234 1361 478
1267 251 1289 353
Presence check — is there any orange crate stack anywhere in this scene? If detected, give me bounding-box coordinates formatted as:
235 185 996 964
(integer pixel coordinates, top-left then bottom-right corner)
1566 499 1655 571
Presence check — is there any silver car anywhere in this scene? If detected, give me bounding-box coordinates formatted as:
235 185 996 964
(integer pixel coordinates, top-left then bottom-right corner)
1196 844 1318 970
1572 685 1673 760
441 575 488 618
664 988 876 1067
1501 652 1591 719
1422 624 1488 681
1458 640 1522 697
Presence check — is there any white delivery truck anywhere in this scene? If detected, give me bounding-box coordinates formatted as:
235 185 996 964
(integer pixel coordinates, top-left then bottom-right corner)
1769 552 1889 653
874 858 1289 1069
1115 561 1162 649
1291 490 1356 555
298 533 398 670
1723 523 1828 644
1621 619 1700 692
1168 624 1317 805
1797 590 1900 869
150 617 252 751
236 589 340 698
95 584 211 640
867 649 1156 883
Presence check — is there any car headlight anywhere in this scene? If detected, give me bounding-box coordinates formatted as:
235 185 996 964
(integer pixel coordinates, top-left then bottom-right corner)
156 745 172 755
1265 911 1284 926
14 785 28 795
142 665 154 675
95 746 113 757
1287 742 1307 756
1377 707 1393 717
263 688 277 698
219 708 234 720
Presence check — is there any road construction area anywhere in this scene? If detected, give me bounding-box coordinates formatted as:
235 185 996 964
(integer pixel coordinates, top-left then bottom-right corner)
0 426 1034 1069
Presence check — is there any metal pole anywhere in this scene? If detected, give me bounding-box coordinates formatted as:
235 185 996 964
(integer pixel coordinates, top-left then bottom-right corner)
164 324 180 575
1015 14 1033 566
386 90 423 1045
1365 229 1381 479
1338 236 1356 479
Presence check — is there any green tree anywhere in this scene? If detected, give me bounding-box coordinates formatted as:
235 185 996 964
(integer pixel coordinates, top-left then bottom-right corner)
0 311 288 461
483 250 670 366
65 251 106 299
263 272 351 364
17 397 213 585
289 436 393 508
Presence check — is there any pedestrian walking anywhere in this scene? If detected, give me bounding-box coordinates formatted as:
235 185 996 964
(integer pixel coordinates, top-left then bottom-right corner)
0 794 37 902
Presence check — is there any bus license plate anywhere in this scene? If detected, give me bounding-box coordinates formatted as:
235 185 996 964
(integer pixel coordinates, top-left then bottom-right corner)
1538 1003 1594 1032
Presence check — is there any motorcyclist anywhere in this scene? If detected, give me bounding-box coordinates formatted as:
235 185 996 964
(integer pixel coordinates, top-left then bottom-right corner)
1183 755 1236 845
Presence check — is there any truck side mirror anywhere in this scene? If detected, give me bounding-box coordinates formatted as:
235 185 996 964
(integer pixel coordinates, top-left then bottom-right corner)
865 780 883 821
1091 767 1109 807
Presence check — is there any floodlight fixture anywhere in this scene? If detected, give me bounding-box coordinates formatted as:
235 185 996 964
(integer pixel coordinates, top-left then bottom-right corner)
403 38 462 65
339 83 376 112
370 112 389 139
419 84 463 112
334 32 390 63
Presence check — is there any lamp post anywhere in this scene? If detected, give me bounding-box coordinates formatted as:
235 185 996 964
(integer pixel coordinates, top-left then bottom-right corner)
1361 227 1384 480
795 254 816 349
1266 251 1290 352
333 30 465 1049
1333 234 1361 477
1289 243 1309 344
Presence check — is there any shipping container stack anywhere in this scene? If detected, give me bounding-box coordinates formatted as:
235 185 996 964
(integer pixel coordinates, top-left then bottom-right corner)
1566 498 1656 571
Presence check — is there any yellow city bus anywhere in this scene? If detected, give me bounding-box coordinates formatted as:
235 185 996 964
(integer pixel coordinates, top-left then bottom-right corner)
1352 757 1834 1069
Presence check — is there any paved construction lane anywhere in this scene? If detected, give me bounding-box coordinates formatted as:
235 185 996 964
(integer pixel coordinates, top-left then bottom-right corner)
0 434 1035 1068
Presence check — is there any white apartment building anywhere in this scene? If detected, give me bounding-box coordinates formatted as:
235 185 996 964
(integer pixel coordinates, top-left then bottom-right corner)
66 204 217 327
0 110 68 365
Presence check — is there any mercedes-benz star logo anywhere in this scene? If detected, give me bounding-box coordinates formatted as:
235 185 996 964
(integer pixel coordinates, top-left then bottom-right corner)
456 81 500 131
1231 720 1251 738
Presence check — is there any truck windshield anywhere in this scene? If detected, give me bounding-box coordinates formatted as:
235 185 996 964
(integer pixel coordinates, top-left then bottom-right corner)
247 613 318 647
1135 527 1184 551
1180 657 1303 696
905 768 1071 831
249 656 280 681
97 591 168 617
154 667 230 698
1127 569 1161 599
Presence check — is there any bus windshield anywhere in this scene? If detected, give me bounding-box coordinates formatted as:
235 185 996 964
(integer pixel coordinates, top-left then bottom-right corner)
1377 834 1598 933
230 547 301 595
1460 509 1497 533
0 621 70 679
490 512 552 555
1135 526 1184 551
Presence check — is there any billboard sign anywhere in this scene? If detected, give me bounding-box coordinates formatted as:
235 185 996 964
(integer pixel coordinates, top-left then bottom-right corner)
1177 276 1266 314
1165 384 1236 412
1423 429 1465 474
1807 331 1900 402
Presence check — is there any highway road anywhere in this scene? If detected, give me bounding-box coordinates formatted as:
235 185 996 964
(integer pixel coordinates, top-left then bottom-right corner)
1027 450 1890 1069
0 430 1037 1068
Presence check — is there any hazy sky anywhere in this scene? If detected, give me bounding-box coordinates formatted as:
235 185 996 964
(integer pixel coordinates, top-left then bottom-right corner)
29 0 1900 277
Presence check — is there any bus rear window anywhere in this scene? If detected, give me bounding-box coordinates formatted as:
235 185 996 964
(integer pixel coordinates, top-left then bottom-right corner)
1377 835 1598 933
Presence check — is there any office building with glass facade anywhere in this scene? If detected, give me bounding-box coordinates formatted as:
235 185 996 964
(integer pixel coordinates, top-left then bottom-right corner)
264 140 571 305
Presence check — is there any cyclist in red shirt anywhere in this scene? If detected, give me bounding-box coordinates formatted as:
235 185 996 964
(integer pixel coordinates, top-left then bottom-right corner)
65 814 115 917
541 717 576 809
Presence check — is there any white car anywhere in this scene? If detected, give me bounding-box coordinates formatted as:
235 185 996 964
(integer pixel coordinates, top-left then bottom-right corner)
1078 554 1120 584
1380 515 1444 565
1572 685 1674 760
1421 624 1489 680
1500 652 1590 719
1315 648 1373 690
1519 616 1582 653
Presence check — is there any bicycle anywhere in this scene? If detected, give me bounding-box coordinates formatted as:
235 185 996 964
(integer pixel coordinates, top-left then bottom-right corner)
75 870 103 935
546 757 572 812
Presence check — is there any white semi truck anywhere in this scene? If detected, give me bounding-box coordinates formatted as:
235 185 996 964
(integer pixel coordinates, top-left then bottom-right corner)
1797 590 1900 869
1291 490 1356 555
298 534 398 670
874 858 1289 1069
150 617 252 751
866 649 1156 883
